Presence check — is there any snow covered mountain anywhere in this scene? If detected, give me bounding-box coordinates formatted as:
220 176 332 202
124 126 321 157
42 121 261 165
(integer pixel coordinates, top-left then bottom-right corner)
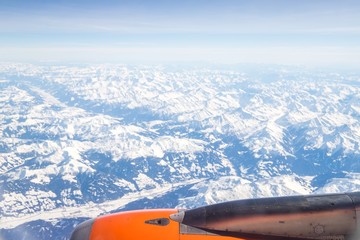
0 63 359 240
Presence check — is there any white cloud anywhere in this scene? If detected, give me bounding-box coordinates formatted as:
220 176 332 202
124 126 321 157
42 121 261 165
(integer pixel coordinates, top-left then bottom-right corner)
1 46 359 68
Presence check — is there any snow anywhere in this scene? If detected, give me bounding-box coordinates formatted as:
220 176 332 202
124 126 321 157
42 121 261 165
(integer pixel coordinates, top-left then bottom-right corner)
0 190 57 217
0 179 201 229
134 173 160 190
315 173 360 193
177 175 313 208
0 63 360 235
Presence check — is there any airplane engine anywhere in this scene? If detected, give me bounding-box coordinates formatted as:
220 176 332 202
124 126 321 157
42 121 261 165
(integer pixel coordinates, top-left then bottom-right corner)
70 209 180 240
70 192 360 240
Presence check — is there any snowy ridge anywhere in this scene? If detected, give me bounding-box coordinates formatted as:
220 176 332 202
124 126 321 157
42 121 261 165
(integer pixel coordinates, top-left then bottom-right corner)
1 179 201 229
177 173 360 209
315 172 360 193
177 175 313 208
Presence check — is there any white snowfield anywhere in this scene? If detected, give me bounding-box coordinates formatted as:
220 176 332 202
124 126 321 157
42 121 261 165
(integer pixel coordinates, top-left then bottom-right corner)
2 173 359 229
0 179 202 229
0 63 359 231
177 173 360 209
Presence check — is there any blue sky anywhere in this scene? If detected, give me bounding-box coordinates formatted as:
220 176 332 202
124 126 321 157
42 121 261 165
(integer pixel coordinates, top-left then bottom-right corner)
0 0 360 66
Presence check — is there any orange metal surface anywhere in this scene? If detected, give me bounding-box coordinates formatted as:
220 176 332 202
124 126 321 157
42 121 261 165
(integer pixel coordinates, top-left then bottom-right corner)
89 209 247 240
90 209 179 240
180 234 246 240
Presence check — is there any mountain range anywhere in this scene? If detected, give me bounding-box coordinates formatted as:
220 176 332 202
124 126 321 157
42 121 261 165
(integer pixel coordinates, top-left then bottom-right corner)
0 63 359 240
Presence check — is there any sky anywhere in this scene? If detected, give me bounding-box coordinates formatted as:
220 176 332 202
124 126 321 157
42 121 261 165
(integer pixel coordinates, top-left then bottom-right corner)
0 0 360 67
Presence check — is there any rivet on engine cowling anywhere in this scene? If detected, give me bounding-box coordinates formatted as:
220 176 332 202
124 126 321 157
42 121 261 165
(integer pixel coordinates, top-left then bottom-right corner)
314 225 325 235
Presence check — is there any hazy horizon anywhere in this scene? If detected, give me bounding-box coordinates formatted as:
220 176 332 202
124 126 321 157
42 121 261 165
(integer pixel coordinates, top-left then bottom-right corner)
1 0 360 67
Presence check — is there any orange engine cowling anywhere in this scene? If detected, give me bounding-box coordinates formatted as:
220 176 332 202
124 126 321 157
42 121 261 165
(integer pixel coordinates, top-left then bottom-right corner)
70 192 360 240
70 209 243 240
70 209 179 240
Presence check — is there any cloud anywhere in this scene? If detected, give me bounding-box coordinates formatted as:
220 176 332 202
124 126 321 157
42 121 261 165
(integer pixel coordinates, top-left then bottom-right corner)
1 46 359 67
